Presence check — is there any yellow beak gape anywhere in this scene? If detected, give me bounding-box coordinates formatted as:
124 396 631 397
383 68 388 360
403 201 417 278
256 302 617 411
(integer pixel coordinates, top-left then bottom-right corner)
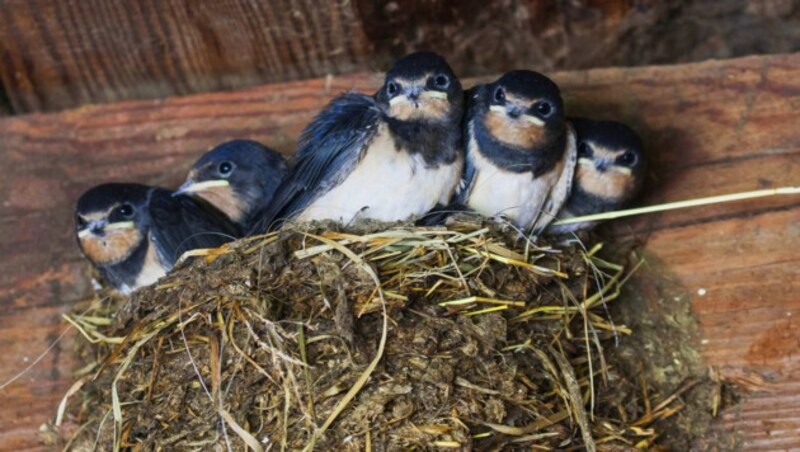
520 114 544 127
489 105 545 127
103 221 136 232
182 180 230 193
419 91 448 100
78 221 135 238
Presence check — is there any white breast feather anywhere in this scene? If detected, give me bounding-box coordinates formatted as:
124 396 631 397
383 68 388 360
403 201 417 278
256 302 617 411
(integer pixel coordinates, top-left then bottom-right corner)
466 125 578 231
298 123 462 224
134 237 169 291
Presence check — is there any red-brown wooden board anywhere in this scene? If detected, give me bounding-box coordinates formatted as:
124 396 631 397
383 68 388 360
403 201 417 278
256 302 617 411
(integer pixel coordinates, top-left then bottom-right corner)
0 0 371 113
4 0 797 115
0 53 799 449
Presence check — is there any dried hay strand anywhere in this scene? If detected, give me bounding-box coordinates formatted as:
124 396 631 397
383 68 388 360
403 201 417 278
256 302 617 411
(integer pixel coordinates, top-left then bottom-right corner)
56 217 734 450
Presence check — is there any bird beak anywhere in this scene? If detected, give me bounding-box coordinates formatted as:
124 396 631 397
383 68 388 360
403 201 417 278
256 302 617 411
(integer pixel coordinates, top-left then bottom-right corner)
173 179 230 196
104 221 136 231
594 159 613 173
389 85 434 105
77 219 134 238
419 90 448 100
520 114 545 127
489 104 544 127
77 219 105 239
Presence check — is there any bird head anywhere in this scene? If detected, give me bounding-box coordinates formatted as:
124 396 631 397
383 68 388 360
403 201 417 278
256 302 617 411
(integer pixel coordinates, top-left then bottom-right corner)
174 140 288 225
376 51 463 123
571 118 647 202
75 183 150 265
479 70 564 150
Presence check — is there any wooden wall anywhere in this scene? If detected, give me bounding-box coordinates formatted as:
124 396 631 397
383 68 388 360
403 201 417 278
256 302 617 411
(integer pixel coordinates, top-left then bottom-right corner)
3 0 798 114
0 0 372 112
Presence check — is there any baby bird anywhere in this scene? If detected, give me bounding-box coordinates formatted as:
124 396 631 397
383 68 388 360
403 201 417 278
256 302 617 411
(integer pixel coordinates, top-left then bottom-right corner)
547 118 647 234
252 51 464 232
175 140 288 232
75 183 239 294
456 70 576 233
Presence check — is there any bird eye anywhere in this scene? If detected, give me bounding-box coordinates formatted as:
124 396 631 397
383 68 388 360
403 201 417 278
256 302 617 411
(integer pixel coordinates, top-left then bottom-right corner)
578 142 592 158
534 101 553 117
115 203 135 218
219 161 234 176
433 74 450 89
618 151 638 167
387 81 399 96
493 87 505 103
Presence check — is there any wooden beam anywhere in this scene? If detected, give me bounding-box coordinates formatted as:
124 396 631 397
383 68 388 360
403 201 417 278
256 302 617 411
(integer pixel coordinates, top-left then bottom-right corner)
0 54 799 449
2 1 798 115
0 0 371 113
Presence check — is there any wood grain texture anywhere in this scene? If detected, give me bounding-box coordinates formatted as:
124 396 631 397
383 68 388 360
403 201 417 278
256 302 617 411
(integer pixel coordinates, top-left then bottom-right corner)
0 54 799 449
3 0 799 115
0 0 370 113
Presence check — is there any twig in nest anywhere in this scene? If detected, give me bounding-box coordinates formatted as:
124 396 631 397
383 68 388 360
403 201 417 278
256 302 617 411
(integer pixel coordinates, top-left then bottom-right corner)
549 345 596 452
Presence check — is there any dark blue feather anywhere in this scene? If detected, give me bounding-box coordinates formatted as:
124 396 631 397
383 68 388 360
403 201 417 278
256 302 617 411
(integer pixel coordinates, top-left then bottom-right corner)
250 92 381 233
454 85 482 205
148 188 240 263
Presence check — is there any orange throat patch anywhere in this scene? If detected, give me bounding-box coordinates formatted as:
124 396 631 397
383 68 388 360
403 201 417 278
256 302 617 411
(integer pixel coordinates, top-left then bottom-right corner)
483 111 545 149
576 164 634 200
80 227 143 265
389 98 449 121
195 186 246 223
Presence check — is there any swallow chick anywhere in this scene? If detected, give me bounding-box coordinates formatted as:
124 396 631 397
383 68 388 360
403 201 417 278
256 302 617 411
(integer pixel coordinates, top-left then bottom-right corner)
175 139 289 232
547 118 647 235
75 183 239 294
252 51 464 232
456 70 577 233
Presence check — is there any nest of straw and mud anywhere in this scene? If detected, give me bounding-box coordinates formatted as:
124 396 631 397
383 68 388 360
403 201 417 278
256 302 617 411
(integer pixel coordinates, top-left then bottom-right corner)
56 218 736 450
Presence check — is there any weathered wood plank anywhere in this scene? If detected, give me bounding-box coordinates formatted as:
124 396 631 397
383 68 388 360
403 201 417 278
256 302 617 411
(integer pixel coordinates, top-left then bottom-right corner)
4 0 798 114
0 54 799 449
0 0 371 113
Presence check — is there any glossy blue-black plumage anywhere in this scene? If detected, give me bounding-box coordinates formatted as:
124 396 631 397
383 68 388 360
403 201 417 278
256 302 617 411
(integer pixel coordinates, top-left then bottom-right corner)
191 140 287 203
148 188 240 262
250 93 381 232
453 88 480 206
182 139 288 231
376 51 464 167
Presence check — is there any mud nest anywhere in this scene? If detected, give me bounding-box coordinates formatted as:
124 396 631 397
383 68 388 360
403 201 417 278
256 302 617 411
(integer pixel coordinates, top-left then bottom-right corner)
57 217 734 450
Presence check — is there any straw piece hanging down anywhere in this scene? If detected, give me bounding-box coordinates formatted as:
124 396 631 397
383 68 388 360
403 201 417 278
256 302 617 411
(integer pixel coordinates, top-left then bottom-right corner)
549 345 596 452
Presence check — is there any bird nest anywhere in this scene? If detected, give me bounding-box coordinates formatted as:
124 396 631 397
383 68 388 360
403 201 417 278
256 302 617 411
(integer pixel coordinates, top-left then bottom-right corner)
54 218 737 450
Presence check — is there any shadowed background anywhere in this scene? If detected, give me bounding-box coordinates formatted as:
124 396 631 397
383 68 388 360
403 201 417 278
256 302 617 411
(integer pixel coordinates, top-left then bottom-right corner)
1 0 799 114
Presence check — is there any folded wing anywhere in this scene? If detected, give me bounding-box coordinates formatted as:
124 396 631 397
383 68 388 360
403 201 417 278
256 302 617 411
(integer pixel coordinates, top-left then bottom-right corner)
250 92 381 233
